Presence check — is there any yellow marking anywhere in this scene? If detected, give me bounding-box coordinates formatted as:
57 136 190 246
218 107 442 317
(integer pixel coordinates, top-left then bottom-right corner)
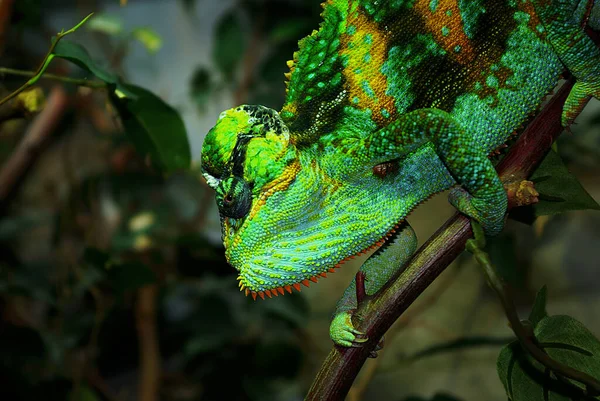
414 0 476 64
340 11 397 124
248 160 301 221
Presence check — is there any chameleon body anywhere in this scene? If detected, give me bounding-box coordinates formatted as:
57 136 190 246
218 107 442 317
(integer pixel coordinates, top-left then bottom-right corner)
201 0 600 347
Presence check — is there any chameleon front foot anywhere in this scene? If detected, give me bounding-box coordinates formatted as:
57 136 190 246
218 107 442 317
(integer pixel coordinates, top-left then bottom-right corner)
448 187 507 237
562 81 600 127
330 310 368 348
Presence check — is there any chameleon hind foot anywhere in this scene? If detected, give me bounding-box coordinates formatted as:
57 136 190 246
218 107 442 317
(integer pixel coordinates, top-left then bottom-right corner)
448 187 507 237
330 310 368 348
562 80 600 127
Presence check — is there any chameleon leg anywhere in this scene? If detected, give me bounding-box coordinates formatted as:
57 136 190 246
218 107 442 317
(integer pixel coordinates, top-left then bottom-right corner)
330 222 417 347
534 0 600 126
356 108 507 236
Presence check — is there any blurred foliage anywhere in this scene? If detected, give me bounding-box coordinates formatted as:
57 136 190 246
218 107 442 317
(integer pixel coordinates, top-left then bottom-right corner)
190 0 322 111
1 1 600 401
0 3 312 401
86 13 163 54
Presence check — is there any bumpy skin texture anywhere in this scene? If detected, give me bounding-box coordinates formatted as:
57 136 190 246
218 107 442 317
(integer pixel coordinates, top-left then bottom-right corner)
201 0 600 347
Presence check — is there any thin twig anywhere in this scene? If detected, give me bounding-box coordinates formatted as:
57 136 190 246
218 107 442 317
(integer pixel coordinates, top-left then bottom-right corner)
136 284 160 401
0 67 106 88
0 13 94 107
0 86 69 207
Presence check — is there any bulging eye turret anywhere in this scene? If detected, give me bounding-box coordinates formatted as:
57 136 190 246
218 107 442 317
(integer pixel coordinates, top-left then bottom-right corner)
216 176 252 218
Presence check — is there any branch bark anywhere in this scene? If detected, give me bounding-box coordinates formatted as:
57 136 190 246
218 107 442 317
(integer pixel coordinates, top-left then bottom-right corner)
136 284 160 401
0 86 69 208
305 70 583 401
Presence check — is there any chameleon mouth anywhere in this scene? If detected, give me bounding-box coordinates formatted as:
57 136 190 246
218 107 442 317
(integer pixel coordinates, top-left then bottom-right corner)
237 221 404 300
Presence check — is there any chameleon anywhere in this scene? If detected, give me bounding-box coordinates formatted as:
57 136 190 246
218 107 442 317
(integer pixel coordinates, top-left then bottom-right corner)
200 0 600 347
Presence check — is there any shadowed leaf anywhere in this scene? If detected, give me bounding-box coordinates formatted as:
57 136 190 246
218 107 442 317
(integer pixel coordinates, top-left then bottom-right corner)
497 313 600 400
52 39 135 98
213 11 245 78
530 150 600 216
110 84 191 172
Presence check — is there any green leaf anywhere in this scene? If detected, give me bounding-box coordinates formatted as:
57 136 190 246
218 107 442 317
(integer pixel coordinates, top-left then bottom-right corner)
530 150 600 216
131 27 163 54
110 84 191 172
52 39 135 98
497 314 600 401
86 13 124 36
528 286 548 328
106 261 156 294
190 67 212 111
537 316 600 391
213 11 245 78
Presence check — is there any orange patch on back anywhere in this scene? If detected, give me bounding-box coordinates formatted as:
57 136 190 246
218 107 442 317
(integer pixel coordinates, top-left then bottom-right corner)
340 11 397 124
414 0 476 64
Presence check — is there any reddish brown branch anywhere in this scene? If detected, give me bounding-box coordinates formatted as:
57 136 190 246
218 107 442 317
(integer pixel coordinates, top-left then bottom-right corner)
305 75 580 401
136 284 161 401
0 86 69 208
0 0 14 56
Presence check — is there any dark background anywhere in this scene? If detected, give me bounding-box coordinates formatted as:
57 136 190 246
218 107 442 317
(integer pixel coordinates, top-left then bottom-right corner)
1 1 599 400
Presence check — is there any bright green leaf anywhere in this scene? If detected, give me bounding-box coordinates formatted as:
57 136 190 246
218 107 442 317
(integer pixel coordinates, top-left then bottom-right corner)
528 286 548 328
86 13 124 36
110 84 191 172
530 150 600 216
213 11 245 78
131 27 163 54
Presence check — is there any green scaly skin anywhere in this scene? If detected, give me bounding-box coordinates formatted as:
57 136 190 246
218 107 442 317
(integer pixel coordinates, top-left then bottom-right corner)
201 0 600 347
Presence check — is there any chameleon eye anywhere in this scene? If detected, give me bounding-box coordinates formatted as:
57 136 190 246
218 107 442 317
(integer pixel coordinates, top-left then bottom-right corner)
218 177 253 219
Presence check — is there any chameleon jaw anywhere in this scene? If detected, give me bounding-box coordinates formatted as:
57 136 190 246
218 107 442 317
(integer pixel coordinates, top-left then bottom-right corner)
236 221 404 301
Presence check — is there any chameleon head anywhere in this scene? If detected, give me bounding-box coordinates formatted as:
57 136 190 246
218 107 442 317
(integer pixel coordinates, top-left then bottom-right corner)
202 106 392 298
201 105 303 297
